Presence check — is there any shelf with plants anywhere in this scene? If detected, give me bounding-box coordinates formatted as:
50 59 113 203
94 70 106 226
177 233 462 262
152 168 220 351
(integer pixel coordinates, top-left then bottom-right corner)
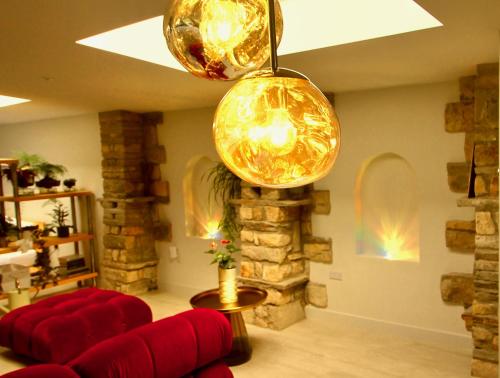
0 272 98 300
0 157 97 293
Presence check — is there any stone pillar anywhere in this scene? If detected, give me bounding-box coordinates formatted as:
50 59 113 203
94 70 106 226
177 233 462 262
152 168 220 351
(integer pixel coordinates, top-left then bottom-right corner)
99 110 170 295
442 63 498 378
235 184 332 330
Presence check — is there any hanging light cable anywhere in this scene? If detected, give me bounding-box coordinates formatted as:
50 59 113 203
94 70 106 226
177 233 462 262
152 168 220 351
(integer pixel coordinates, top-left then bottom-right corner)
213 0 341 188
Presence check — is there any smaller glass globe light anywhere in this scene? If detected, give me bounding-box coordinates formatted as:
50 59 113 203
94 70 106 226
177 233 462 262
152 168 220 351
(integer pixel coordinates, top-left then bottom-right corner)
164 0 283 80
213 69 341 188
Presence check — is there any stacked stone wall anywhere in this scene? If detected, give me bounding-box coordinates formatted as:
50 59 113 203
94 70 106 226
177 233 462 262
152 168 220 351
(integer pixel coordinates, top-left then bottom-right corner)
442 63 498 378
99 110 170 295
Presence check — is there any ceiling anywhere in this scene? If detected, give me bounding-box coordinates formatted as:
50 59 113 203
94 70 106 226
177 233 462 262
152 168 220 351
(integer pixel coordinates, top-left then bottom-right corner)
0 0 499 125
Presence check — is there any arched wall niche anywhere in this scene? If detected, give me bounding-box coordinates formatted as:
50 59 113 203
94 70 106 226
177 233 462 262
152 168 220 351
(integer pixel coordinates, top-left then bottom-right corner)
183 155 222 239
355 152 420 262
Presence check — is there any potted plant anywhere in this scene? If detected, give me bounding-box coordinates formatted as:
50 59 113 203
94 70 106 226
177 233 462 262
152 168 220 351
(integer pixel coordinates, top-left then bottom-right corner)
0 214 16 248
5 153 45 195
35 162 67 193
45 199 71 237
205 239 240 303
63 178 77 191
204 163 242 304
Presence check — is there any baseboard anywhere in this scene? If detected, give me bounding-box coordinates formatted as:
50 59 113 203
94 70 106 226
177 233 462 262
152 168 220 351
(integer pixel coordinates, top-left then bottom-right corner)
306 306 471 350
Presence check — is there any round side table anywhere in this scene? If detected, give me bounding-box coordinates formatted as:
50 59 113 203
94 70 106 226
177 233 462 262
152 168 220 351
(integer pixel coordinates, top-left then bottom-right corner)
190 286 267 366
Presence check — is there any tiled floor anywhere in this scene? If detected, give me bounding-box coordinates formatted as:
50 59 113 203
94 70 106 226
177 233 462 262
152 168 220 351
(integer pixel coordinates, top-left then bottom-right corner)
0 291 471 377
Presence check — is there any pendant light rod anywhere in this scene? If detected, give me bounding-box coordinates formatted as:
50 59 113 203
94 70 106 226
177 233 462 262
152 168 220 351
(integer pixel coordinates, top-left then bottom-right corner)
267 0 279 73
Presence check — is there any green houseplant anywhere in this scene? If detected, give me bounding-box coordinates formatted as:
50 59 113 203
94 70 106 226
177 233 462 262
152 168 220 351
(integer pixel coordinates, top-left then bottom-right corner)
205 162 242 304
45 199 71 237
35 162 67 192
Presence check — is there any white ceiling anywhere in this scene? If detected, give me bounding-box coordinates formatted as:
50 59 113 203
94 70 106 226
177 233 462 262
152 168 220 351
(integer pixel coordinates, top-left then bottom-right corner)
0 0 499 125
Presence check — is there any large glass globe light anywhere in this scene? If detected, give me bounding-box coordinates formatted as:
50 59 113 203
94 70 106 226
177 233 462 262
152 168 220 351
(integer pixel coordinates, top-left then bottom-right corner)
164 0 283 80
213 69 341 188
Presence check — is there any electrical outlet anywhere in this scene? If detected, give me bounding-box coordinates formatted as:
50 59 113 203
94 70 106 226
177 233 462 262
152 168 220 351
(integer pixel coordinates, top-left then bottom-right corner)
329 271 343 281
169 246 178 260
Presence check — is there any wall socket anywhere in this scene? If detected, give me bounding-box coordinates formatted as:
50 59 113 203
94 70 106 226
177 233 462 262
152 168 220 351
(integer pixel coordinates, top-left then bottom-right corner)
169 246 178 260
329 271 343 281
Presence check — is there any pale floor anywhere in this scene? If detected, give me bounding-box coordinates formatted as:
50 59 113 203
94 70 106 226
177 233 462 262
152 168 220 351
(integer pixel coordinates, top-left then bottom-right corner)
0 291 471 378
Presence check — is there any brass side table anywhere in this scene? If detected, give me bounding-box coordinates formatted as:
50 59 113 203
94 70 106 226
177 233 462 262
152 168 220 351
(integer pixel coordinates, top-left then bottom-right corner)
190 286 267 366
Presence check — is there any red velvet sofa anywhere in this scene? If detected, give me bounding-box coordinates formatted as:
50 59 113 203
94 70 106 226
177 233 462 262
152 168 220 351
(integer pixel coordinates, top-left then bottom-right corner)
1 308 233 378
0 288 152 364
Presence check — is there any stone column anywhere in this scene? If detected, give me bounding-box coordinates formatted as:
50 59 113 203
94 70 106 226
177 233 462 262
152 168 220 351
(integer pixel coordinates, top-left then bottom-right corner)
442 63 498 378
99 110 170 295
235 184 332 330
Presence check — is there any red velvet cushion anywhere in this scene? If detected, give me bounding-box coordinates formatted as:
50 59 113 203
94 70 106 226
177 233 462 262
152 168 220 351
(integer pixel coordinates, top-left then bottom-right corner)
0 364 78 378
0 288 152 364
190 360 234 378
69 308 232 378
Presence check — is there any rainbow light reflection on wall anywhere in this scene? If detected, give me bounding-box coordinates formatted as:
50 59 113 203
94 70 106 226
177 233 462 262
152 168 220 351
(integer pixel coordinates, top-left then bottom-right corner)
355 153 420 262
183 156 222 239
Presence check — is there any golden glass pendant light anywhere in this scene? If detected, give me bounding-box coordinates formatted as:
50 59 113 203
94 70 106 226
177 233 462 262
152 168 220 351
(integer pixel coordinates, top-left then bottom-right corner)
213 0 341 188
164 0 283 80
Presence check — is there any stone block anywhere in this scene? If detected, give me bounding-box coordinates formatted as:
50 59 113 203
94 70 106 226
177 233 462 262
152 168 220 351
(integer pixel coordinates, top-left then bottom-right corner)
475 260 499 272
261 261 303 282
304 237 333 264
241 230 291 247
240 206 264 221
247 300 306 330
445 102 474 133
464 132 474 162
440 273 474 306
473 326 494 343
150 180 170 202
471 359 498 378
475 88 499 129
476 212 497 235
240 260 254 278
476 235 499 249
447 162 469 193
306 282 328 308
264 206 299 222
459 75 476 102
145 145 166 164
445 220 475 250
147 164 162 181
311 190 331 215
260 188 288 200
264 287 304 306
241 244 290 264
241 187 260 199
490 176 498 196
475 175 489 197
473 348 499 364
475 143 499 167
472 301 498 316
143 124 158 146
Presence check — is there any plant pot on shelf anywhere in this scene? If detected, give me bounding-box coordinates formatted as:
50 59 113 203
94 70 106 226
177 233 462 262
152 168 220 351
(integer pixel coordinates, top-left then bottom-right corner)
63 178 77 192
36 176 60 193
218 266 238 304
56 226 70 238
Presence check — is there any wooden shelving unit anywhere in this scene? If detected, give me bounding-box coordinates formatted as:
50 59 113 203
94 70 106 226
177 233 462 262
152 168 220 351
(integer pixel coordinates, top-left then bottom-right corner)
0 158 98 294
0 272 98 300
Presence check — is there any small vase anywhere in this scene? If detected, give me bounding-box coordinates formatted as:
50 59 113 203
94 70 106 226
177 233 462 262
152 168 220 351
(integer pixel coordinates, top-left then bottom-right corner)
218 267 238 304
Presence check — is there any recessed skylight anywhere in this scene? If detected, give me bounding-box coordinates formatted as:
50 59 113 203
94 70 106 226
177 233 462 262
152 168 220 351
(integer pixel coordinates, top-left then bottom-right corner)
76 0 441 72
0 95 31 108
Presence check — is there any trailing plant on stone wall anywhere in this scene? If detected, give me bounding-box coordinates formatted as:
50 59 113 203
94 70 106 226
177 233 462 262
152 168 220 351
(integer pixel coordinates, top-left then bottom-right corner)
206 162 241 241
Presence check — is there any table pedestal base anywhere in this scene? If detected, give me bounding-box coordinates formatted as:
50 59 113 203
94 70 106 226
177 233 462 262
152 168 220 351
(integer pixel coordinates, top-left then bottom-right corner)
224 312 251 366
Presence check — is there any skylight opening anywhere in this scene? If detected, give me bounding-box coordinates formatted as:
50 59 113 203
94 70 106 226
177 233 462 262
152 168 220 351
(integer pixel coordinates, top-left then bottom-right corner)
76 0 442 72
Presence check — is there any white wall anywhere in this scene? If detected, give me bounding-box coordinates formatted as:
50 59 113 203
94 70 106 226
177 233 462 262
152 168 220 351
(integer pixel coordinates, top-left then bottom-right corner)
0 81 474 336
157 81 473 336
0 114 103 263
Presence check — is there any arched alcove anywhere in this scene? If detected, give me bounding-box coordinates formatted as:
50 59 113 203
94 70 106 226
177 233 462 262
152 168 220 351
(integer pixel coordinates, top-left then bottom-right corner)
355 153 420 262
183 155 222 239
